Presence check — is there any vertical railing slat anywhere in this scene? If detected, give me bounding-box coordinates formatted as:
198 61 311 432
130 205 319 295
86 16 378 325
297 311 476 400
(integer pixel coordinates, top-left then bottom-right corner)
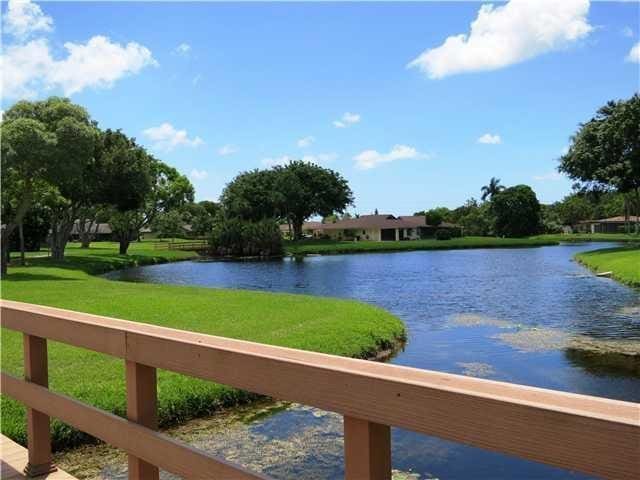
126 360 159 479
344 416 391 480
23 334 56 477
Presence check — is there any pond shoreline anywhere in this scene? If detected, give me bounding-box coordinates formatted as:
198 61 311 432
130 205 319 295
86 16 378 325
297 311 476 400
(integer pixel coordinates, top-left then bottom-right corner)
1 242 405 450
575 246 640 288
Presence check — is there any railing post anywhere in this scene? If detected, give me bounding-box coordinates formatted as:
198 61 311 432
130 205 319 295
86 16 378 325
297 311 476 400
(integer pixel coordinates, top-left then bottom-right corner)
23 334 56 477
126 360 159 480
344 416 391 480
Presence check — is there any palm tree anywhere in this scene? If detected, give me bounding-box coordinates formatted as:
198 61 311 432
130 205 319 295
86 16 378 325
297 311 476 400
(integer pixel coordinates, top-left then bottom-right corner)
481 177 504 201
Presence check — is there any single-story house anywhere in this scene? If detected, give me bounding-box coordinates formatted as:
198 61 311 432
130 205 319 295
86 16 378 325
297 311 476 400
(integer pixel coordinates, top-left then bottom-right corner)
69 220 153 241
69 221 114 241
302 214 461 241
576 216 640 234
279 221 324 239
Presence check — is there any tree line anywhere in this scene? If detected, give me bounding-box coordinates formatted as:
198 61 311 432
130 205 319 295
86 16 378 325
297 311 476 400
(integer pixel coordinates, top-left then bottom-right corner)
1 97 198 275
416 94 639 237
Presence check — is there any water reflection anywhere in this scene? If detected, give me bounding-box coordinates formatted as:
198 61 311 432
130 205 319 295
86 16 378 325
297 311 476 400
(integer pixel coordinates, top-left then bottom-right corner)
101 243 639 479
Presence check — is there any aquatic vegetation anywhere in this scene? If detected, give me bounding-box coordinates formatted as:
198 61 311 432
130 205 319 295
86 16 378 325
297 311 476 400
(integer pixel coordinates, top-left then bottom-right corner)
456 362 496 378
448 313 515 329
495 327 640 356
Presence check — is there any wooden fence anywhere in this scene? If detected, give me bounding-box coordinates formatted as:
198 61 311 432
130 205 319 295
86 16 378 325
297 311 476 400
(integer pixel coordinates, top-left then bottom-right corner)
1 300 638 479
152 240 209 251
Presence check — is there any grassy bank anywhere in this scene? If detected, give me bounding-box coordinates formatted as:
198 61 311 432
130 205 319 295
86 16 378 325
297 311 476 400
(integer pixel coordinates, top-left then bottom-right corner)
1 242 404 449
575 247 640 287
285 236 558 255
534 233 640 243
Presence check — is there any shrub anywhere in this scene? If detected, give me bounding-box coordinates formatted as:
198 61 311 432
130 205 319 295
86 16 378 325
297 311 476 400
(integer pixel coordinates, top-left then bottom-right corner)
435 229 452 240
210 218 283 257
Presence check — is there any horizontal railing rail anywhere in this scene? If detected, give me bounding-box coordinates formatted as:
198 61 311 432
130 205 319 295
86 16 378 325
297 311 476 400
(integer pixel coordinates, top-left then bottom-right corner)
1 299 638 479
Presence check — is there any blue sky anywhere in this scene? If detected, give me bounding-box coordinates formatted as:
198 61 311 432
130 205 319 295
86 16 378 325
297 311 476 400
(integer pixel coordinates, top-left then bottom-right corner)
2 0 639 214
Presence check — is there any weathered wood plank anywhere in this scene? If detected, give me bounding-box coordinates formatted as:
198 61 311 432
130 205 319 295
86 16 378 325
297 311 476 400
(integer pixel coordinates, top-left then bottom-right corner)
125 361 159 480
0 434 76 480
344 416 391 480
22 334 55 477
1 374 268 480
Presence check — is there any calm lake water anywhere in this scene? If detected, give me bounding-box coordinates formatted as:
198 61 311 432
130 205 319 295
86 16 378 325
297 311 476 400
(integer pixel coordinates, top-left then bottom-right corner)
105 243 640 479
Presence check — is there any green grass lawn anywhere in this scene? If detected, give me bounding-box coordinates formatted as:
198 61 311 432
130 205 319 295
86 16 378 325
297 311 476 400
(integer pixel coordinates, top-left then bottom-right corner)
534 233 640 243
1 242 404 449
575 247 640 287
285 236 559 255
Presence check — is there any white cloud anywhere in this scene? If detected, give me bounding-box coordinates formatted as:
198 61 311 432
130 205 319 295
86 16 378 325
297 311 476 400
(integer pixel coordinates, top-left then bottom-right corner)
622 26 634 38
333 112 361 128
561 144 570 155
626 42 640 63
2 2 157 101
302 153 337 164
143 123 204 151
533 171 563 181
217 144 237 156
354 145 428 170
190 169 208 181
261 152 337 168
174 43 191 56
3 0 53 39
477 133 502 144
408 0 593 79
192 74 203 86
50 36 157 96
1 39 52 99
297 136 315 148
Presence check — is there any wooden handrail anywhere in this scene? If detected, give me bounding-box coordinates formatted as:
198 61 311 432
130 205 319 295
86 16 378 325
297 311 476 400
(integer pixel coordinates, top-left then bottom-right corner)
1 299 639 480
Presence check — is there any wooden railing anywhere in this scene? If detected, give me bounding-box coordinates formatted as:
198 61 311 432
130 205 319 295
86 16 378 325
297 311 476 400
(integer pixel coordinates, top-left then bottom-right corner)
153 239 209 251
1 300 638 479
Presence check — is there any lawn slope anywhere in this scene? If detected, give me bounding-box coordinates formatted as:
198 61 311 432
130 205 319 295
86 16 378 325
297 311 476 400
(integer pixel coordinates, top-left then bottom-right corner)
575 247 640 287
1 242 404 449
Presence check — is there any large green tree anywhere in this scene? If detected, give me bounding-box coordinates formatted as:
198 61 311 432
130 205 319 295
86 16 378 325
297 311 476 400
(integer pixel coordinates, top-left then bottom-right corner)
559 94 640 231
492 185 542 237
220 168 283 221
0 97 99 269
274 161 353 239
555 194 593 226
110 159 194 254
184 200 221 237
221 161 354 240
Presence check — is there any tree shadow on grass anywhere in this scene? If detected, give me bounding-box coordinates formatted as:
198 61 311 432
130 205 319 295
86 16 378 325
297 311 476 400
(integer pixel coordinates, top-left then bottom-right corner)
3 272 81 282
21 252 186 277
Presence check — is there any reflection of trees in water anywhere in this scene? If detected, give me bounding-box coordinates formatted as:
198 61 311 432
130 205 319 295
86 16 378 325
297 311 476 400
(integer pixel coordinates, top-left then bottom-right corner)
564 347 640 378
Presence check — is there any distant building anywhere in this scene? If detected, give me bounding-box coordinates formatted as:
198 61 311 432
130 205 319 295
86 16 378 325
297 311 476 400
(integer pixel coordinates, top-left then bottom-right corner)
69 220 154 241
69 221 113 241
577 216 639 234
279 221 324 239
294 214 460 241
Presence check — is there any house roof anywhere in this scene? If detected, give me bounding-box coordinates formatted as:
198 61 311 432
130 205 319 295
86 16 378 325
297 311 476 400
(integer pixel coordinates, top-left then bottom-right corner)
579 215 640 224
70 220 112 235
312 215 459 230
